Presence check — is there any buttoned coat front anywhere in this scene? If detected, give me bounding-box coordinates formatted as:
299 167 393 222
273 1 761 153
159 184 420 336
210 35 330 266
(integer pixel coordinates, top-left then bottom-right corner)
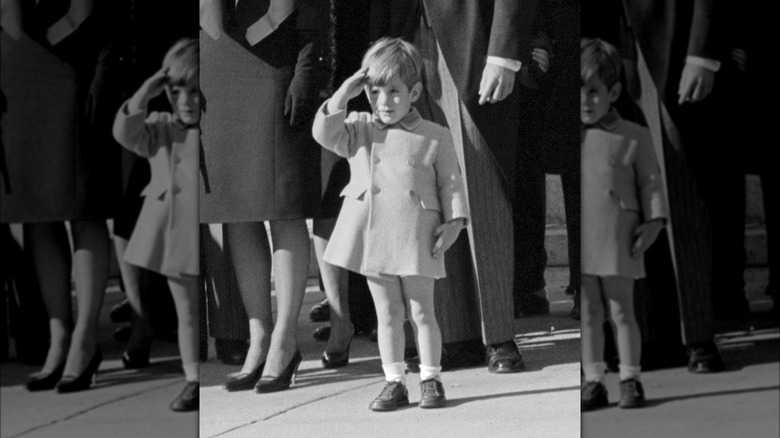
113 102 199 278
312 102 469 279
581 109 667 279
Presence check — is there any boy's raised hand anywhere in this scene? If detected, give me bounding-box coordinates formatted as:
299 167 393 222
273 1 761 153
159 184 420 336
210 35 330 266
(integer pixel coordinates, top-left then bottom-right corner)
631 218 664 258
328 67 368 113
129 68 168 113
432 218 466 259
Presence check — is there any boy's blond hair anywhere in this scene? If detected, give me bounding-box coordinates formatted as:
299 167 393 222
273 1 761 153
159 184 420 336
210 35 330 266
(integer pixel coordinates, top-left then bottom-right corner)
581 38 622 89
361 37 423 89
163 38 198 85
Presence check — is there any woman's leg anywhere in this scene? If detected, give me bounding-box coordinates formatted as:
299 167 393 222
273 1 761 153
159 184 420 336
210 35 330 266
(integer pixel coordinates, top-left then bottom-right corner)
400 276 440 377
581 274 607 381
602 276 642 379
113 236 153 352
65 220 110 376
312 218 351 354
25 222 73 374
167 276 200 382
263 219 310 377
366 275 406 381
225 222 273 375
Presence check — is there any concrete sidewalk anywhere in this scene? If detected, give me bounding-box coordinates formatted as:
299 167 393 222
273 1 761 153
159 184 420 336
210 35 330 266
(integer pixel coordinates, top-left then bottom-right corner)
199 267 580 438
1 268 580 438
583 267 780 438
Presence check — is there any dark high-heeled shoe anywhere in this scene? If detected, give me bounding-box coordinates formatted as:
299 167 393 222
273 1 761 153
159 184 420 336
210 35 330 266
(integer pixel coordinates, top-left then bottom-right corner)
321 328 354 369
56 349 103 393
26 362 66 391
255 351 302 393
122 349 150 369
223 363 265 392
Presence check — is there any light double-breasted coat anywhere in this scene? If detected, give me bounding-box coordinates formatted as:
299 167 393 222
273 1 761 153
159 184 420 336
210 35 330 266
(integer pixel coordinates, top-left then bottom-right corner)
581 109 668 279
113 102 199 278
312 101 470 279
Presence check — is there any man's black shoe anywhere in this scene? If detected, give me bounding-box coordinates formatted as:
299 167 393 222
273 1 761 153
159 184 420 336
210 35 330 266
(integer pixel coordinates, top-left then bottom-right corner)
687 342 725 373
486 340 525 373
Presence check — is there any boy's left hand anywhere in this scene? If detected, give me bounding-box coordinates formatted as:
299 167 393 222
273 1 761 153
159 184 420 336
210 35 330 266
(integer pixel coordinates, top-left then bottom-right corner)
631 218 664 258
432 218 466 259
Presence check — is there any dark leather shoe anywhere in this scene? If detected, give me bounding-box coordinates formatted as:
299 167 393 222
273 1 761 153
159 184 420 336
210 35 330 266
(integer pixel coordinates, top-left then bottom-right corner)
687 343 725 373
110 299 132 323
312 325 330 342
26 362 66 391
419 379 446 408
224 363 264 392
514 291 550 317
619 378 646 408
170 381 199 412
581 380 609 411
322 330 353 369
122 349 150 369
369 381 409 411
255 351 302 393
309 299 330 322
486 340 525 373
56 350 103 393
216 339 248 366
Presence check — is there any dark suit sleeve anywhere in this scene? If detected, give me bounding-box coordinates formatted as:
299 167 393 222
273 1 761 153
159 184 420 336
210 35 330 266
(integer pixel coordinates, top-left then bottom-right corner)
687 0 717 58
487 0 537 63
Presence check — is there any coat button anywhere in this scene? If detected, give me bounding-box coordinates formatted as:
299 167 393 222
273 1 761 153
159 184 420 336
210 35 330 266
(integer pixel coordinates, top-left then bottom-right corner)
174 156 182 164
372 185 380 194
409 190 416 197
408 158 416 167
373 156 381 165
173 186 181 195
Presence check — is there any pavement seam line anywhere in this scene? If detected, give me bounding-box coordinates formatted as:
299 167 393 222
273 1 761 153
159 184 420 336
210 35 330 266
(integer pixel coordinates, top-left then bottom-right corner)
207 378 385 438
5 380 183 438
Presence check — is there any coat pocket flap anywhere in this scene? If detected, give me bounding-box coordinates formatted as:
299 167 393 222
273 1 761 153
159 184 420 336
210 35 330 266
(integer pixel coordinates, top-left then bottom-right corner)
339 184 366 200
419 194 441 212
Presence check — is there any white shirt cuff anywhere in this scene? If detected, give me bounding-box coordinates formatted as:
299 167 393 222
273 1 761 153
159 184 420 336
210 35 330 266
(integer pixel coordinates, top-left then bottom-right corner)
487 56 522 73
686 56 721 72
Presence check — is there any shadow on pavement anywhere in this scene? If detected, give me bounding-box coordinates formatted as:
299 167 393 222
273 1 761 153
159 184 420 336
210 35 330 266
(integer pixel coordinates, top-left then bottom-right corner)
643 384 780 408
447 384 581 408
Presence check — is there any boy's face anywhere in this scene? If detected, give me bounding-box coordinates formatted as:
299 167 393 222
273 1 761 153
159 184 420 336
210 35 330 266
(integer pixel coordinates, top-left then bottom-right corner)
580 75 620 125
166 76 200 126
365 76 422 125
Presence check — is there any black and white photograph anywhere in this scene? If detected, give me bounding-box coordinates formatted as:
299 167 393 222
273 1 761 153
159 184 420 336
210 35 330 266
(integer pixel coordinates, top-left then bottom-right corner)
580 0 779 437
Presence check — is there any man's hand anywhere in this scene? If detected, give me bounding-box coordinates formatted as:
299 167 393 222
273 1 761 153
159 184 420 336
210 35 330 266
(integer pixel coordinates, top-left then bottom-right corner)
732 48 747 72
631 219 664 258
478 63 515 105
327 67 368 114
432 218 466 259
532 48 550 73
677 63 715 105
128 67 168 113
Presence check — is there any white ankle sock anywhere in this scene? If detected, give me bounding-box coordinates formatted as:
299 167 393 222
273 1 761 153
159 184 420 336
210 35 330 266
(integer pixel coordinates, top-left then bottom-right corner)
419 364 442 382
619 365 641 381
582 362 606 382
382 362 406 385
183 362 199 382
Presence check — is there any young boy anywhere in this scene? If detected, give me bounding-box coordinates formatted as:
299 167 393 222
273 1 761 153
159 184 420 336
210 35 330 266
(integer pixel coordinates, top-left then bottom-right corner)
580 38 668 410
113 39 200 412
312 37 469 411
